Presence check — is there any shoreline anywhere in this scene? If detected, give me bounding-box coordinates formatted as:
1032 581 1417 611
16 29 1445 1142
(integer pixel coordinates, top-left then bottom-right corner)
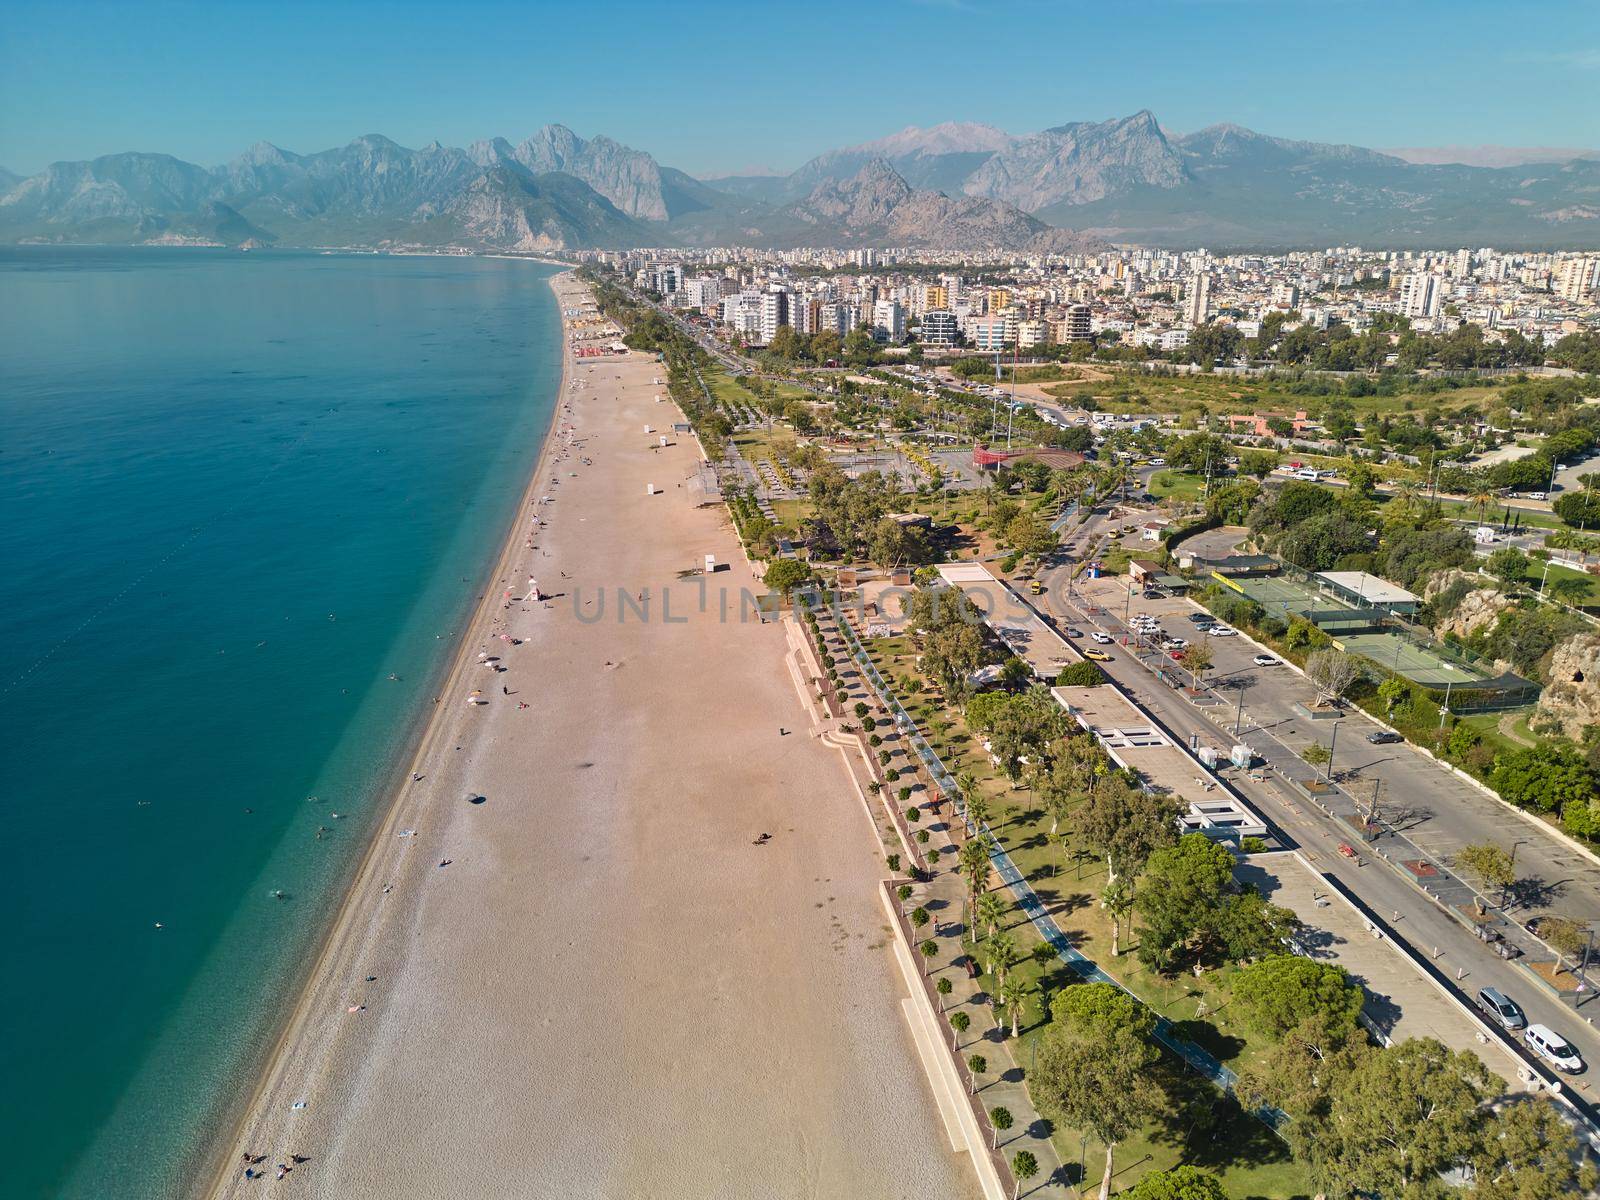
193 267 579 1198
204 274 977 1198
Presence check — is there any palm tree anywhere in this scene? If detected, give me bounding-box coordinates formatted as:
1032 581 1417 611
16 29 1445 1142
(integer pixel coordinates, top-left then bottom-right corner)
1104 875 1134 957
988 930 1017 984
1471 486 1495 524
966 791 992 836
955 770 979 833
999 976 1027 1038
961 838 991 908
976 890 1007 941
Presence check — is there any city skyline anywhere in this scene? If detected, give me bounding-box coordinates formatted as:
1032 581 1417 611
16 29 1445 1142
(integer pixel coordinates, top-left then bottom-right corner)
2 0 1597 177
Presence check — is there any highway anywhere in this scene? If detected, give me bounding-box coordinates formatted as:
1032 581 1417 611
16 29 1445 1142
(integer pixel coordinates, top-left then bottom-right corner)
1033 504 1600 1127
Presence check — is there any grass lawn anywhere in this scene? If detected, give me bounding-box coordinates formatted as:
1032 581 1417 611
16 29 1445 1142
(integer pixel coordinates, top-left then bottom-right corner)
856 632 1311 1198
1149 470 1209 501
1524 559 1600 604
1045 369 1505 429
1456 707 1539 755
767 498 812 528
1436 497 1565 530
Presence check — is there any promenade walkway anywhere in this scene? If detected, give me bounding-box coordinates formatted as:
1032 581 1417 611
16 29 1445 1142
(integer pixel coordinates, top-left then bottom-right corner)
800 606 1072 1197
828 600 1266 1116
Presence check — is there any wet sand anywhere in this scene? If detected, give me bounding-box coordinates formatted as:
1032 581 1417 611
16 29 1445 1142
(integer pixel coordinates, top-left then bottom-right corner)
206 275 978 1199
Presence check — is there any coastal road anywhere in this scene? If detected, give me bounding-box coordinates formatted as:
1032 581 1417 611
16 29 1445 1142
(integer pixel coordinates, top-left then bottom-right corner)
1034 567 1600 1094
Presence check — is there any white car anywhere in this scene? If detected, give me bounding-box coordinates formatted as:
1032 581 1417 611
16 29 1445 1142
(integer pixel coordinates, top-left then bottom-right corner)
1253 654 1280 667
1208 627 1237 637
1524 1023 1584 1073
1090 632 1113 644
1161 638 1189 650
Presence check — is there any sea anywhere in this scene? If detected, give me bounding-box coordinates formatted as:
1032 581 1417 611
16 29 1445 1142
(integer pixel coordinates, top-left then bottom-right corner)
0 247 564 1199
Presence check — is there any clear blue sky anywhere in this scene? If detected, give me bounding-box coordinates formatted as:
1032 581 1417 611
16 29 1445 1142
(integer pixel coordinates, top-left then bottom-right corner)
2 0 1597 177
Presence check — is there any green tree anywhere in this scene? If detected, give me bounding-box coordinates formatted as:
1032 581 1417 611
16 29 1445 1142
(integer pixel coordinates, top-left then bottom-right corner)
1055 659 1106 687
976 889 1007 941
989 1104 1013 1149
761 557 812 596
1486 546 1530 593
1005 510 1059 563
1124 1166 1231 1200
999 975 1028 1038
961 837 992 908
1310 1038 1496 1200
1078 774 1180 885
1237 449 1279 480
1231 955 1364 1039
1136 833 1237 973
1471 1097 1598 1200
1031 983 1164 1200
1455 842 1515 913
1490 745 1597 815
1010 1150 1038 1199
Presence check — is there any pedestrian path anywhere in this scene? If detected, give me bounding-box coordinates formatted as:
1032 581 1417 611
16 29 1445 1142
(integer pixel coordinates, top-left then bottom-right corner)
806 609 1072 1196
830 601 1280 1124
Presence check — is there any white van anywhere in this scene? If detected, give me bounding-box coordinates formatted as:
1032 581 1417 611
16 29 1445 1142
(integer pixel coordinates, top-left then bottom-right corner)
1524 1023 1584 1073
1294 468 1319 481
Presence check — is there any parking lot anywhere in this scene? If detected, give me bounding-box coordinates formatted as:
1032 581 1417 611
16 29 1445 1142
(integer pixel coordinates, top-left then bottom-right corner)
1239 853 1529 1089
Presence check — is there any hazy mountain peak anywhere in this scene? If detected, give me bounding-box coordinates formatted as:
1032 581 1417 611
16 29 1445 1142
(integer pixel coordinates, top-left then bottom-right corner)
237 140 296 167
467 137 516 167
1382 144 1600 167
966 110 1186 210
850 121 1014 158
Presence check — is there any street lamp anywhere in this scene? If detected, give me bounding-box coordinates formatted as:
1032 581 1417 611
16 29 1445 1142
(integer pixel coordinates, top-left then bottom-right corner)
1325 719 1344 783
1234 679 1251 736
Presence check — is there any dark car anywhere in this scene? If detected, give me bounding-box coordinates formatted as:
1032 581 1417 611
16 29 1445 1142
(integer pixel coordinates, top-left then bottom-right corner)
1366 730 1403 745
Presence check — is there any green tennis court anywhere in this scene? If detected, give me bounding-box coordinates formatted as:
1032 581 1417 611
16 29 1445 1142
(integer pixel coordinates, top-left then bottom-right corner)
1334 630 1490 687
1230 574 1323 616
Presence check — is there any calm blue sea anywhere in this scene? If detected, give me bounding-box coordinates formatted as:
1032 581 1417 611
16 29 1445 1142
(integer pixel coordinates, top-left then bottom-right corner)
0 247 562 1199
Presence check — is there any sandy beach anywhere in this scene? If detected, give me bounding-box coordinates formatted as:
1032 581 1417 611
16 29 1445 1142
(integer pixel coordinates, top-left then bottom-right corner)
206 273 978 1199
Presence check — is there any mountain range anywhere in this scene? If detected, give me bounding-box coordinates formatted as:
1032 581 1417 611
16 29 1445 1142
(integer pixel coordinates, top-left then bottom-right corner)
5 112 1599 252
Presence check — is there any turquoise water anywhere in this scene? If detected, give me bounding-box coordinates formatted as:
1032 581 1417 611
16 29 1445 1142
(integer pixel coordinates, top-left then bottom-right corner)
0 247 562 1199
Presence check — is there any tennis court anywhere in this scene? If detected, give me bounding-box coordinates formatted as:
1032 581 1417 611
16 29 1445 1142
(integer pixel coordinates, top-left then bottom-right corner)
1334 630 1490 688
1226 573 1323 617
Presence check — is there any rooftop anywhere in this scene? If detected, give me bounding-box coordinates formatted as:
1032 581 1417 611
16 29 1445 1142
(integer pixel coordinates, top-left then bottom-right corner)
1315 570 1419 606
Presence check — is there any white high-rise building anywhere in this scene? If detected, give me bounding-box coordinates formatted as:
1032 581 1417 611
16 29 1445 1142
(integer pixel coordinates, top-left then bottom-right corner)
684 277 723 311
1399 273 1441 318
758 289 791 345
1058 304 1092 342
1270 283 1299 310
872 299 906 342
1185 273 1211 325
1557 257 1596 302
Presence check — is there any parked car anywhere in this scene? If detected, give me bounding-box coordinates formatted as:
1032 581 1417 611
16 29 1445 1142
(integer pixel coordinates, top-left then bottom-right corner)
1524 1024 1584 1073
1083 650 1112 662
1064 627 1082 638
1186 613 1211 624
1209 627 1237 637
1366 730 1403 745
1253 654 1281 667
1475 986 1526 1030
1161 638 1189 650
1090 632 1113 644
